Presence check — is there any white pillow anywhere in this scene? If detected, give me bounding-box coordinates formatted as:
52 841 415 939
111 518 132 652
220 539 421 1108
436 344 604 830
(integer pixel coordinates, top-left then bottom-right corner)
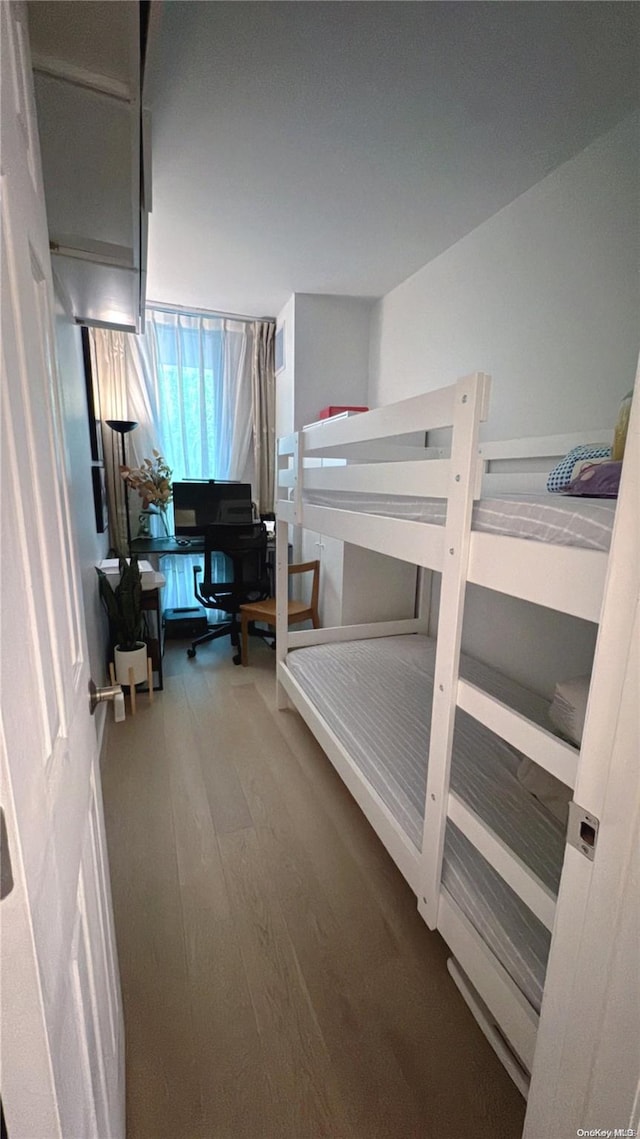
549 675 591 747
517 759 572 827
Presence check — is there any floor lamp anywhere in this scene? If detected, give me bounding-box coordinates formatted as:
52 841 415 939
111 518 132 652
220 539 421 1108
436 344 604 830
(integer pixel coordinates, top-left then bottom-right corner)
106 419 138 551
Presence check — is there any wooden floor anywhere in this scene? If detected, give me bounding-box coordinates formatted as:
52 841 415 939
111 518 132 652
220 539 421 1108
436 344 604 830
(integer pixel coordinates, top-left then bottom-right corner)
101 636 526 1139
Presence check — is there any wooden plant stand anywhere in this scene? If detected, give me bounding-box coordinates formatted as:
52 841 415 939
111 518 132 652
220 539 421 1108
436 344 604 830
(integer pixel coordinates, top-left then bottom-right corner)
109 657 154 715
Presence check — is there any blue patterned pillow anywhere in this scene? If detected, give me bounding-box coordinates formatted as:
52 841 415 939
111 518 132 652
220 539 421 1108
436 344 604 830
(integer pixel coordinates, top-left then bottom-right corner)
547 445 611 493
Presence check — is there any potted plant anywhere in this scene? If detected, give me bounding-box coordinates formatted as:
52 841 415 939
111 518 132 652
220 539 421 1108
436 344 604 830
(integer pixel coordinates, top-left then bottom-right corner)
120 450 173 537
97 556 148 685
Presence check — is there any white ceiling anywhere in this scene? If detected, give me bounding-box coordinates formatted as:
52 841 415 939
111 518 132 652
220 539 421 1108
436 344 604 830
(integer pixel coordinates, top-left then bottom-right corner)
145 1 639 319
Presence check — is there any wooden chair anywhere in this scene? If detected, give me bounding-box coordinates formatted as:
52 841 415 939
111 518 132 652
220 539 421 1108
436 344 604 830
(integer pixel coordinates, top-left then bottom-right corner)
239 559 320 667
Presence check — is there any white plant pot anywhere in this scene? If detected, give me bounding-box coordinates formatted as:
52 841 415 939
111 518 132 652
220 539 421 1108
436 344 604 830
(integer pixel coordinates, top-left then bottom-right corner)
114 642 148 686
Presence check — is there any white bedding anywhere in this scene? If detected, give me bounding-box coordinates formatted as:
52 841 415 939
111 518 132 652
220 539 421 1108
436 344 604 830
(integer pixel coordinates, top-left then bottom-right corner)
287 634 565 1011
304 490 616 552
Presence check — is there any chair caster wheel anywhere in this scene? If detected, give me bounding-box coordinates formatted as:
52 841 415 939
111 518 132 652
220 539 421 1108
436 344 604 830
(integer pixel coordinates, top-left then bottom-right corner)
187 648 196 659
233 653 241 666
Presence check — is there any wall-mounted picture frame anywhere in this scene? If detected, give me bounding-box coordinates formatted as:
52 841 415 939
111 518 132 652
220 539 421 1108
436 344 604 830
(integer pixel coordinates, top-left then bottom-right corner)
82 326 103 463
92 463 108 534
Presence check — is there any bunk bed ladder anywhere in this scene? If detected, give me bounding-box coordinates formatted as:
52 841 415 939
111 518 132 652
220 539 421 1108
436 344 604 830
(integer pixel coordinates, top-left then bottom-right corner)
524 367 640 1135
418 371 491 930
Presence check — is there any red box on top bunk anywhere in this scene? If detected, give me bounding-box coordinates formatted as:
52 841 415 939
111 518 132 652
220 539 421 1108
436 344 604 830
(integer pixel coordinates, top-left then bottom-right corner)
318 405 368 419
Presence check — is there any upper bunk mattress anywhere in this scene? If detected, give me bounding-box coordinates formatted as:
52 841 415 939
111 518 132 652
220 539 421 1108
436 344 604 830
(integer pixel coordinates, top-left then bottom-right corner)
287 634 565 1011
304 490 615 552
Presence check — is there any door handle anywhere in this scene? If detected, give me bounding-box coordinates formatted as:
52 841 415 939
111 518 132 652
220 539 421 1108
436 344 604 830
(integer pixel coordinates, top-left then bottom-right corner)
88 679 125 722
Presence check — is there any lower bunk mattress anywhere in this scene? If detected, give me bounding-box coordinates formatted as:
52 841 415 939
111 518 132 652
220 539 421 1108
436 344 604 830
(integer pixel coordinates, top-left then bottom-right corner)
287 634 567 1014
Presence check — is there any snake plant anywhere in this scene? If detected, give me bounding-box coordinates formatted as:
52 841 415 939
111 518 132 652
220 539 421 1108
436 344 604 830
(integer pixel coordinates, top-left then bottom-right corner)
97 556 144 652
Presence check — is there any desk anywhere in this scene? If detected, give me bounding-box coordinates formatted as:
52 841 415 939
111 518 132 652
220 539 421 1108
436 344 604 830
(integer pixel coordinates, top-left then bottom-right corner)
130 534 280 593
130 536 205 556
141 587 164 690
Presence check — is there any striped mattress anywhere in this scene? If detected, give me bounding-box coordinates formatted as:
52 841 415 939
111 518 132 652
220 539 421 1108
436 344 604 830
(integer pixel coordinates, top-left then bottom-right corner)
287 634 566 1012
304 490 616 552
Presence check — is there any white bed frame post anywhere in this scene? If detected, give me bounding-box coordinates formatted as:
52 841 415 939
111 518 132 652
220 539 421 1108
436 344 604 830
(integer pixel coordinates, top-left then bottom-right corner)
418 372 491 930
294 430 304 528
415 567 432 627
275 432 303 709
275 513 289 710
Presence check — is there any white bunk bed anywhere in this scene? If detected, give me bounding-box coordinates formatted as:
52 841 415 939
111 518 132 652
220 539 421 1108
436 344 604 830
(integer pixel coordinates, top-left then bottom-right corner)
274 372 626 1097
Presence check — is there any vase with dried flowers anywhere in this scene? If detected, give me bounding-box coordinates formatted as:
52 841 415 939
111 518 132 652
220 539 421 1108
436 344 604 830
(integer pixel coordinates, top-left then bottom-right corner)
120 450 173 537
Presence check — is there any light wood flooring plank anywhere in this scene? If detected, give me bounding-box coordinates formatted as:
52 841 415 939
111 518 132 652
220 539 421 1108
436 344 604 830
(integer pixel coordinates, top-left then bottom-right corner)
271 691 439 951
180 667 254 835
218 826 352 1138
370 951 525 1136
160 675 282 1137
224 681 401 971
102 702 206 1139
209 682 426 1135
230 738 426 1133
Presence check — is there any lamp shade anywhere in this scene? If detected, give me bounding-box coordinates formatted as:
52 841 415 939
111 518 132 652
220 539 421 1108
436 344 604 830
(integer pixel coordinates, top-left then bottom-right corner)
106 419 138 434
106 420 138 551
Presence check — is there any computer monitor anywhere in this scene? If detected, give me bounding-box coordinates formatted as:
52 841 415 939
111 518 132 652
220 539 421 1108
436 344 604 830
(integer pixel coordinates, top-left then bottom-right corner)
172 481 254 535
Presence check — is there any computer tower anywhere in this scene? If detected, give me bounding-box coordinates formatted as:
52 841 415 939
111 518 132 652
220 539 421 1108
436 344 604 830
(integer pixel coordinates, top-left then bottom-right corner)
163 606 209 638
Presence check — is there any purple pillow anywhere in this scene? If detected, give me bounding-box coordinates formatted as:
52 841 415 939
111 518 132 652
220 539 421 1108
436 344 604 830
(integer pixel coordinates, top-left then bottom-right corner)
565 460 622 498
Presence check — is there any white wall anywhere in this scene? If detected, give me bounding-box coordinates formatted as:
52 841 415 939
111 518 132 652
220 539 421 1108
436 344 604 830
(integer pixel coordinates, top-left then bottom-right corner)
275 294 296 438
369 114 639 700
293 294 372 430
55 302 111 689
276 292 372 438
276 291 374 563
370 113 639 440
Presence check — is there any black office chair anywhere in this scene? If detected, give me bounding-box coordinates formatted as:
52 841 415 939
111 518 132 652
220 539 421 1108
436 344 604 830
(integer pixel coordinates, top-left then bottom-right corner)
187 522 272 665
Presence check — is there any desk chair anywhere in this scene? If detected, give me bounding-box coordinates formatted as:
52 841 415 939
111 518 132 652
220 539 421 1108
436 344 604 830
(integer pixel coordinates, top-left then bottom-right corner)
188 522 271 665
239 560 320 667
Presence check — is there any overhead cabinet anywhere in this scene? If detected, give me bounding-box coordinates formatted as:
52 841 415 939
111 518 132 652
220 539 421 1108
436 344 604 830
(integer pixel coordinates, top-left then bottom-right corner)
28 0 150 331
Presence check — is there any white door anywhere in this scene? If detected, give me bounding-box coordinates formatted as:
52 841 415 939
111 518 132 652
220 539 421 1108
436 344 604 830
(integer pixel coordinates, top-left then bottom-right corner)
0 4 125 1137
524 368 639 1137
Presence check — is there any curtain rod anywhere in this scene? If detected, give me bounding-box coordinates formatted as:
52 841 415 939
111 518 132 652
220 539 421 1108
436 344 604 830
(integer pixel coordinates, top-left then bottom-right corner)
146 299 275 325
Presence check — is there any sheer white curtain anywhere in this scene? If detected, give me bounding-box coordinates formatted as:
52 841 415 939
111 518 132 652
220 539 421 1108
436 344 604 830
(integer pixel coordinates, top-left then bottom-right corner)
146 309 252 483
145 309 254 607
